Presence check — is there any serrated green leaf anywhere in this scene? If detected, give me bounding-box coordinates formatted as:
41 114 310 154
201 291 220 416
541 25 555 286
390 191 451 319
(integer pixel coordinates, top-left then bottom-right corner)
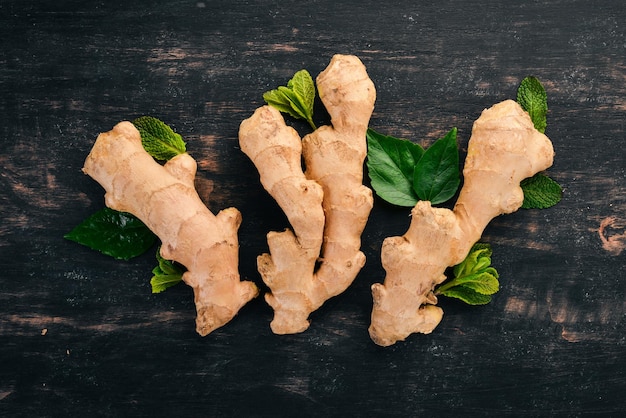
263 69 317 129
150 247 185 293
366 128 424 207
436 243 500 305
278 86 309 120
288 70 316 119
446 270 500 295
439 286 493 305
132 116 186 161
452 242 492 278
517 76 548 133
413 128 460 205
521 173 563 209
150 275 183 294
64 207 156 260
263 89 299 117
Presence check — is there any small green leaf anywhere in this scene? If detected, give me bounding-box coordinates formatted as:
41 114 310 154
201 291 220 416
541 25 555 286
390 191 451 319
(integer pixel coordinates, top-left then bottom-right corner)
263 89 299 117
447 270 500 295
263 69 317 130
288 70 316 119
150 248 185 293
366 128 424 207
277 86 309 120
413 128 460 205
64 208 156 260
439 286 493 305
436 243 500 305
521 173 563 209
452 242 492 278
516 78 561 209
517 76 548 133
132 116 186 161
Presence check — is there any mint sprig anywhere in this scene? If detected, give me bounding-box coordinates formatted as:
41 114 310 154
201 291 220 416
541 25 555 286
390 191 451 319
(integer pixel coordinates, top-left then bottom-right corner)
263 69 317 130
132 116 186 161
435 243 500 305
515 76 562 209
366 128 460 206
517 76 547 133
521 173 563 209
150 247 185 293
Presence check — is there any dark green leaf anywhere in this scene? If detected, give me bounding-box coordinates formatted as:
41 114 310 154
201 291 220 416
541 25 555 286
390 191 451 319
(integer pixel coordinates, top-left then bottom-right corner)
64 208 156 260
521 173 563 209
517 76 548 133
413 128 460 204
366 128 424 207
132 116 186 161
150 248 185 293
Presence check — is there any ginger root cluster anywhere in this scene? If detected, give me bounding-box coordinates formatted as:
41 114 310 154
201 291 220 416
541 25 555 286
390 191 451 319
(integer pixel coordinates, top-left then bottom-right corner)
239 55 376 334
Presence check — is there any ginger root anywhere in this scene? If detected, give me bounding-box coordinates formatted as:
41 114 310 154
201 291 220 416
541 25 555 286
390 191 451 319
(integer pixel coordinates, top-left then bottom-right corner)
239 54 375 334
369 99 554 346
83 121 258 336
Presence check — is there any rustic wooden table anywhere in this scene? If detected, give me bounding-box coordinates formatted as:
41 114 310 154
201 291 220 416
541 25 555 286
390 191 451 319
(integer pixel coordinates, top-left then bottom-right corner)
1 1 624 416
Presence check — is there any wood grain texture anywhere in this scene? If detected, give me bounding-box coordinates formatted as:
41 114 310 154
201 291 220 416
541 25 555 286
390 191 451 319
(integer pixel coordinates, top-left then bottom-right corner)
1 0 624 416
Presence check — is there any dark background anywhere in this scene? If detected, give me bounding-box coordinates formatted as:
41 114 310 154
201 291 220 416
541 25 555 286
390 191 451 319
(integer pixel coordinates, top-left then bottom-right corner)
1 1 625 416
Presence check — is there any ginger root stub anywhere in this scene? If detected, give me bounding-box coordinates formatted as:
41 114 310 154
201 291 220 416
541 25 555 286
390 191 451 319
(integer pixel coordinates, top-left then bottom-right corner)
83 121 258 336
369 100 555 346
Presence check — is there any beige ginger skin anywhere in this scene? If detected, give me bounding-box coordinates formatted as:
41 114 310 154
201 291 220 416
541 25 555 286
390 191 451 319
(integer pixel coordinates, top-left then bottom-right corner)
83 122 258 336
239 54 376 334
369 99 555 346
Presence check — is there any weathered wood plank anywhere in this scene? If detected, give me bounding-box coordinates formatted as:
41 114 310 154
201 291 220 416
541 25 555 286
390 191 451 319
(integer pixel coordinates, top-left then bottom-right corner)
1 0 624 416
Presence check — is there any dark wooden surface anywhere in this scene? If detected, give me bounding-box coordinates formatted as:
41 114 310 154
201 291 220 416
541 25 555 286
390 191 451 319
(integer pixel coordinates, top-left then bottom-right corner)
1 1 625 416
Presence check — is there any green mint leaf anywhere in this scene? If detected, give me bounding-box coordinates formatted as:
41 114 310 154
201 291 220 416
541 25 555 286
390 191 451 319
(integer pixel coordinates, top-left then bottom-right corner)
263 69 317 130
413 128 460 205
150 275 183 294
521 173 563 209
132 116 186 161
517 76 547 133
150 248 185 293
288 70 316 120
446 270 500 295
262 89 297 116
439 286 493 305
436 243 500 305
452 242 492 278
64 207 156 260
366 128 424 207
516 78 561 209
277 86 310 120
